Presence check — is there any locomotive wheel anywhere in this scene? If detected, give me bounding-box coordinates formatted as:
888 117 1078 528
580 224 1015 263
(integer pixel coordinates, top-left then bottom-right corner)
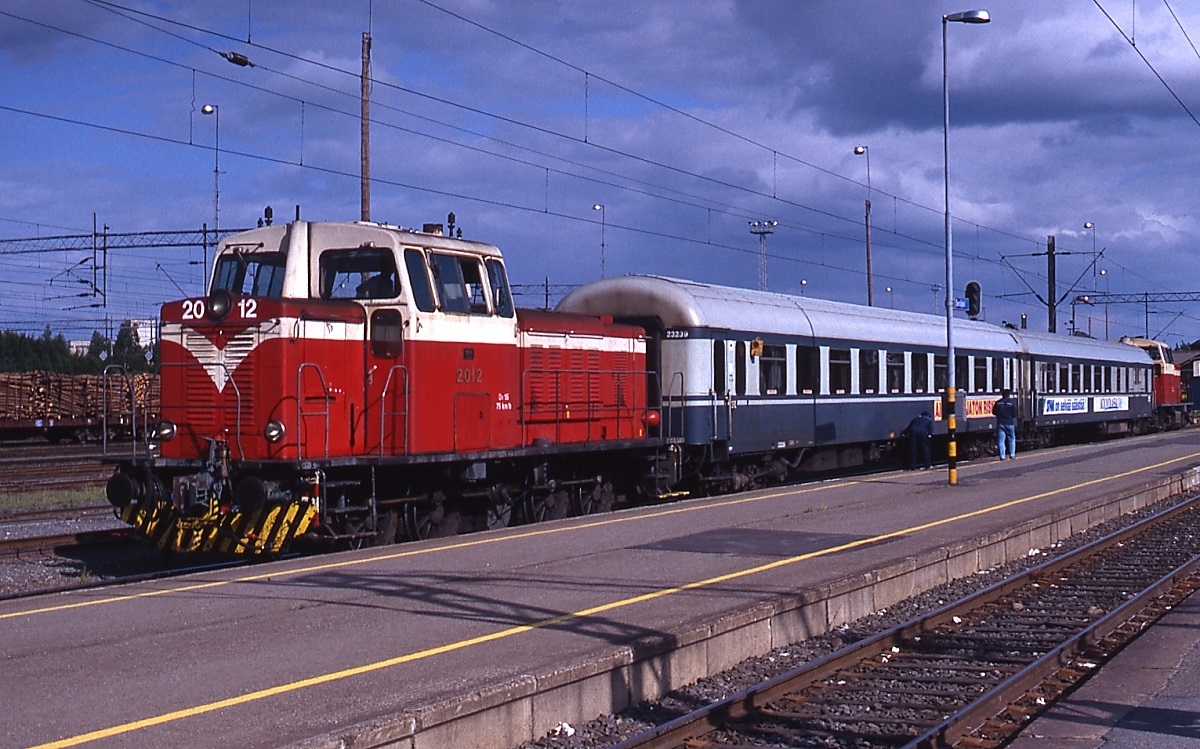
486 500 513 530
524 491 569 523
576 482 614 515
375 510 399 545
402 504 464 540
403 503 443 541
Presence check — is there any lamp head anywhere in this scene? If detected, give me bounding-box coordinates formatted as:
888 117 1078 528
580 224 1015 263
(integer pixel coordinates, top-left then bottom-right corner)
945 9 990 23
1084 221 1094 229
592 204 603 211
201 104 216 116
854 146 866 155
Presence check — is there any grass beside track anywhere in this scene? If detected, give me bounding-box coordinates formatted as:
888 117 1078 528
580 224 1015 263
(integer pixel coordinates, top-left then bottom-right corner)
0 487 106 516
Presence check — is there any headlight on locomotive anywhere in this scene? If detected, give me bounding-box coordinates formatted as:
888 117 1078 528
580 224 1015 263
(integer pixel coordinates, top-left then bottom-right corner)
263 419 286 443
153 420 177 441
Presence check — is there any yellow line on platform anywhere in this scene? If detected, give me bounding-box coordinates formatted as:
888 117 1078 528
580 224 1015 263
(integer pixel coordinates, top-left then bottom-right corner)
27 449 1200 748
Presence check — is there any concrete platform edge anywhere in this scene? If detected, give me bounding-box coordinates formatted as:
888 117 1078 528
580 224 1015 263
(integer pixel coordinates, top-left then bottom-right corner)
287 466 1200 749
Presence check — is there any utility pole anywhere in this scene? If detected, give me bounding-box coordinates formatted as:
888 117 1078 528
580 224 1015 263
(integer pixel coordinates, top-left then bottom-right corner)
1046 235 1056 333
360 31 372 222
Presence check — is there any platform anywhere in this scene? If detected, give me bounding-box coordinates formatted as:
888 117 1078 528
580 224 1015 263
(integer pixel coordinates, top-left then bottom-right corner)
5 430 1200 749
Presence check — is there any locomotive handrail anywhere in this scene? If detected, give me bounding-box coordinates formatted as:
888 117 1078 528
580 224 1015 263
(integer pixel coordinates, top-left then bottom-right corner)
101 364 140 459
153 361 246 460
296 362 331 459
377 365 410 457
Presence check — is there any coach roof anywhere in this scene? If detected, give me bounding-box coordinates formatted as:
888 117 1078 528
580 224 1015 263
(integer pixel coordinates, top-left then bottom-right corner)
558 275 1022 353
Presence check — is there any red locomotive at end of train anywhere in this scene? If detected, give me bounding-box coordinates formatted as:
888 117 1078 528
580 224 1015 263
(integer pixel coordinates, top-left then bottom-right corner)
107 220 656 554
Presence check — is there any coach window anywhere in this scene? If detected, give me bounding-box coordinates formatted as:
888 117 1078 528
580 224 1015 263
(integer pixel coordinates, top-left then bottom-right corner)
913 353 929 393
403 249 436 312
484 259 514 318
213 250 286 297
759 344 786 396
955 355 969 392
858 349 879 394
934 354 947 391
713 340 726 396
319 248 398 300
735 342 747 396
1093 365 1104 393
1070 363 1082 393
829 348 851 395
991 358 1004 392
1057 362 1069 393
796 346 818 394
974 356 988 393
1103 366 1112 392
886 352 904 393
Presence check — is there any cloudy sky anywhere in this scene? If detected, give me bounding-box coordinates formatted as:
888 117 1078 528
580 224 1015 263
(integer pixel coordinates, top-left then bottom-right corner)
3 0 1200 346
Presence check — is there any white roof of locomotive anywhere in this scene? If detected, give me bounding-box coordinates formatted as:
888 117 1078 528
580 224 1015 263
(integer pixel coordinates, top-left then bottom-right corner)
557 275 1151 364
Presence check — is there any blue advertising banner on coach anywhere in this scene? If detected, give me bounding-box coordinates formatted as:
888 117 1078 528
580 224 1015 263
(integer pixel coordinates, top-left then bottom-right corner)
1043 397 1089 415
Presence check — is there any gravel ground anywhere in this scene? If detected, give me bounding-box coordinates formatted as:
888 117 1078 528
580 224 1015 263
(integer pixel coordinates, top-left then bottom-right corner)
0 510 218 597
516 494 1189 749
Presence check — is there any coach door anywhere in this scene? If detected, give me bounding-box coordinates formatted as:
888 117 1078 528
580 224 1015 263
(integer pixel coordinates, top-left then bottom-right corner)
367 308 408 455
712 339 734 445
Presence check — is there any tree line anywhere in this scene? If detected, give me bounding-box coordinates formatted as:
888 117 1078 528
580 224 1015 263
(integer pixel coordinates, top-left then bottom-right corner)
0 322 154 374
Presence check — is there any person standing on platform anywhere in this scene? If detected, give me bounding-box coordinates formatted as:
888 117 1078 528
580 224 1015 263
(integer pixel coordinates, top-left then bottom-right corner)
903 410 934 470
992 388 1018 460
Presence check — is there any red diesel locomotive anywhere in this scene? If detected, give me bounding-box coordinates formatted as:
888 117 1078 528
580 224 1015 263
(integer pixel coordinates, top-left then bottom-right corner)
106 220 658 554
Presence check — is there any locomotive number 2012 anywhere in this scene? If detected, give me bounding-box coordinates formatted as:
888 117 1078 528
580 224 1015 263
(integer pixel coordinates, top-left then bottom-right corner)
456 368 483 383
181 298 258 320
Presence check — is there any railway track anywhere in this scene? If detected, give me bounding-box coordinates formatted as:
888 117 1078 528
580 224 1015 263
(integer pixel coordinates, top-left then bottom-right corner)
612 495 1200 749
0 443 119 493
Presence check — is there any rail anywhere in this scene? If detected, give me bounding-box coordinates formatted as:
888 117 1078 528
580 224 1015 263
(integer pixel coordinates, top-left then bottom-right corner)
611 494 1200 749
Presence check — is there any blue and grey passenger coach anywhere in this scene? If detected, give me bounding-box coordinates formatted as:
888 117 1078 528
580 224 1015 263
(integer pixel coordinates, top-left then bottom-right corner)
560 275 1156 492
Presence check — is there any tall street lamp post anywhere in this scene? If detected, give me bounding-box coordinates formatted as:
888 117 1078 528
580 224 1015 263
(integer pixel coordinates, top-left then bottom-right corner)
201 103 221 232
943 8 990 487
749 220 778 292
592 203 606 278
854 145 873 305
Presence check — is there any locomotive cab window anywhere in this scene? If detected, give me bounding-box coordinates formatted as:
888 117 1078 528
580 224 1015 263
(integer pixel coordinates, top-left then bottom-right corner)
485 259 515 318
430 252 489 314
212 250 286 297
404 249 436 312
319 248 399 300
